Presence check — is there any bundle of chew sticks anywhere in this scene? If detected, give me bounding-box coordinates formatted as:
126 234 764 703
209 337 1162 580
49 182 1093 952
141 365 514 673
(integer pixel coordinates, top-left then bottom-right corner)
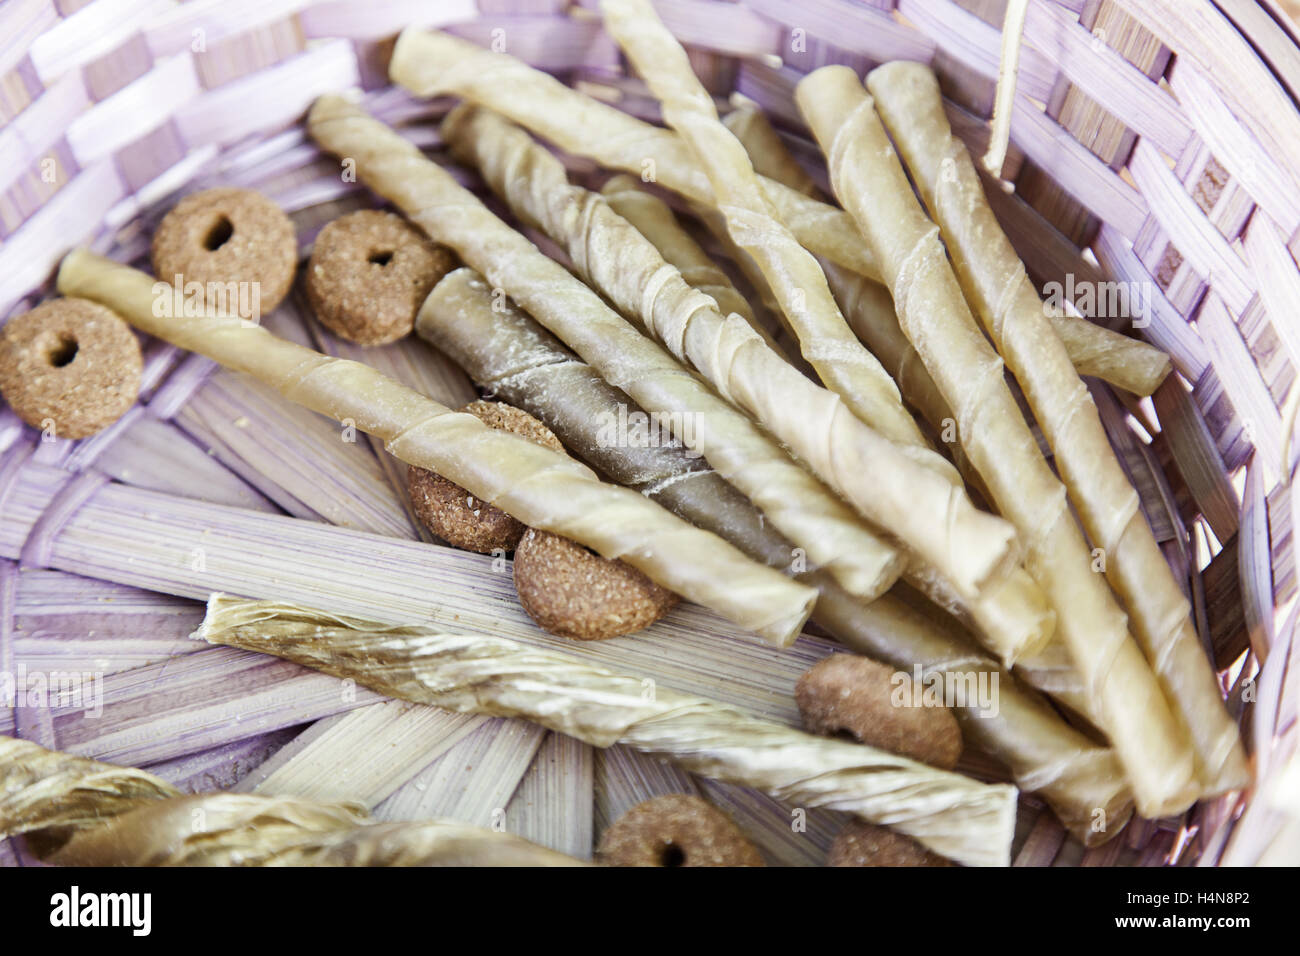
54 0 1247 863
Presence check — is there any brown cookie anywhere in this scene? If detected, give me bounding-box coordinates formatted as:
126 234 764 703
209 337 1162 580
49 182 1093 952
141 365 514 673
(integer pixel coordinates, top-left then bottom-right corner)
0 298 142 439
826 821 953 867
597 795 764 867
151 187 297 321
795 654 962 769
305 210 456 345
408 401 562 553
512 528 678 640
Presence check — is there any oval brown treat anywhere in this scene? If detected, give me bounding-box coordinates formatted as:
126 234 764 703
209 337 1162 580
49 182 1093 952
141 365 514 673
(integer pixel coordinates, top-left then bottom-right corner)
796 654 962 769
306 210 456 345
513 528 678 640
827 820 953 867
408 401 563 553
597 795 764 867
0 298 142 439
151 187 297 321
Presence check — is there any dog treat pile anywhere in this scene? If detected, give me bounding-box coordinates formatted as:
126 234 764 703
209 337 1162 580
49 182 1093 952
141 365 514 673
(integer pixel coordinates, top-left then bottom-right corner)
0 0 1248 868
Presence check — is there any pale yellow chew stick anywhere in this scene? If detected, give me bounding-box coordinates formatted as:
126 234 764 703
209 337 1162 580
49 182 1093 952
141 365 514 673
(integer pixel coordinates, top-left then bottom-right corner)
599 174 759 330
307 96 906 603
598 0 932 452
712 102 1059 672
868 61 1248 793
599 174 801 366
722 103 822 198
56 250 816 647
444 105 1030 624
797 66 1199 817
388 28 1167 397
389 30 881 275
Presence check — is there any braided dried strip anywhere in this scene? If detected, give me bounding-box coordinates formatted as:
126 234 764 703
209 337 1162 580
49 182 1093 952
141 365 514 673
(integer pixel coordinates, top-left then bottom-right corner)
868 62 1247 793
307 98 909 603
698 103 1057 669
599 0 931 452
418 267 1133 841
797 66 1198 817
56 251 815 647
0 737 583 866
387 30 1167 397
199 595 1019 867
443 106 1025 616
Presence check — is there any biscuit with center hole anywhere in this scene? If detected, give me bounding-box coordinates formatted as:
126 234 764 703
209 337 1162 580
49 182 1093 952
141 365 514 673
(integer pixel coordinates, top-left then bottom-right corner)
151 187 297 321
0 297 142 439
306 209 456 345
597 795 764 867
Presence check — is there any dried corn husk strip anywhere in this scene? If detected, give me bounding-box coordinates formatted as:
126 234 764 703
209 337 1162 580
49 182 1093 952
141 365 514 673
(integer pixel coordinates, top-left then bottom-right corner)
0 458 822 727
57 250 814 646
388 28 881 277
797 66 1198 818
197 595 1018 867
599 0 938 454
416 272 1131 841
386 28 1168 395
868 61 1247 796
310 98 903 604
506 732 595 860
442 106 1024 611
0 735 584 866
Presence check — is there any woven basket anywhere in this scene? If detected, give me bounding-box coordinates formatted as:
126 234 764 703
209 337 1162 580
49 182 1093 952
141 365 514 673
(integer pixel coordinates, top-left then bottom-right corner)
1 0 1298 868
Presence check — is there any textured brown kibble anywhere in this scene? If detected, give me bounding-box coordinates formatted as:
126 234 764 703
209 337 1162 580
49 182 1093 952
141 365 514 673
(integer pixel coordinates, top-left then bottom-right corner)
0 298 142 439
408 401 562 553
827 821 953 867
305 210 457 345
796 654 962 769
151 187 297 320
597 795 764 867
513 529 678 640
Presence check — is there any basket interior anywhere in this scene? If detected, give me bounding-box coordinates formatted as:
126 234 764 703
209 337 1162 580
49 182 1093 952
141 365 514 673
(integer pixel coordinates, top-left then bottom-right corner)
2 0 1299 866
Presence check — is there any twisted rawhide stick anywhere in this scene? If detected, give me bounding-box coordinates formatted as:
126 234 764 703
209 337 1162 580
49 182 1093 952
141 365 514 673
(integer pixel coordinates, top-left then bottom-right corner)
57 250 815 647
598 0 931 453
598 174 791 359
198 595 1019 867
387 29 1169 398
797 66 1198 817
0 736 583 866
455 112 1050 670
442 105 1034 630
307 98 903 603
418 266 1134 841
867 62 1246 794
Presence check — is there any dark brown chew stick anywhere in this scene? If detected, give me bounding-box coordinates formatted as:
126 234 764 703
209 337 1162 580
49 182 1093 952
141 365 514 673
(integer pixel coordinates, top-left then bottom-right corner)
512 528 678 640
597 794 764 867
796 654 963 769
827 821 954 867
306 210 457 345
0 297 142 439
408 401 562 553
151 187 297 321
